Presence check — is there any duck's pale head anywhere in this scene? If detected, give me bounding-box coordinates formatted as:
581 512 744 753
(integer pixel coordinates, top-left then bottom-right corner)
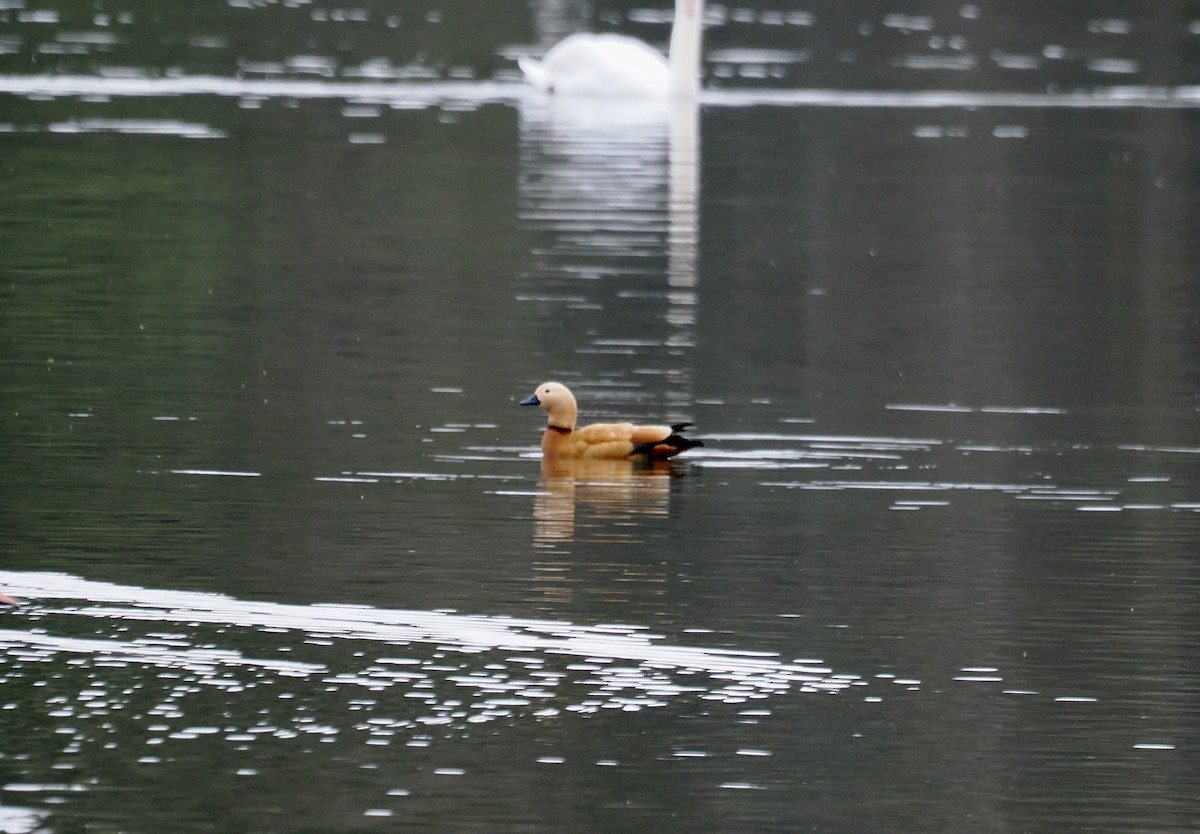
521 381 578 431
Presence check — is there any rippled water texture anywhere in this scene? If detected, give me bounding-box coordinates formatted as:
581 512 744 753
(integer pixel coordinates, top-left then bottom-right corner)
2 1 1200 832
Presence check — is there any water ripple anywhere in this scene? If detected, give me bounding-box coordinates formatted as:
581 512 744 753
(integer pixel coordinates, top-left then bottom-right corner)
0 571 889 748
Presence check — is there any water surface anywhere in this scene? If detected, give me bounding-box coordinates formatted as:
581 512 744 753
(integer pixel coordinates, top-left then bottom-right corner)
2 1 1200 831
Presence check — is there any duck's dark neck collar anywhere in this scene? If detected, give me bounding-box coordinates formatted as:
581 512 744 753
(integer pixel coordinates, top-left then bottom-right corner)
547 424 573 434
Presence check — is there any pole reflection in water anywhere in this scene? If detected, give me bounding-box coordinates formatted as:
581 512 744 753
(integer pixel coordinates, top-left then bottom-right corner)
666 95 700 365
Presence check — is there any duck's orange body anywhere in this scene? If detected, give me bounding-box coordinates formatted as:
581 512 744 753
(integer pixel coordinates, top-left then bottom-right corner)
521 381 702 460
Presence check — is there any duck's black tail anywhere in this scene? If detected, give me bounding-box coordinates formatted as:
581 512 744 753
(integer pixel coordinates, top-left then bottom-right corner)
634 423 703 459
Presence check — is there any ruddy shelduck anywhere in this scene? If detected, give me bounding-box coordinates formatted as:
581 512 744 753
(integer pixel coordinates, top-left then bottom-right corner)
521 381 702 460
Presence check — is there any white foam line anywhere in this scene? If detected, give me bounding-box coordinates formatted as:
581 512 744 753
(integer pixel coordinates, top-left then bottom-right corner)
0 628 324 675
0 74 525 105
356 471 456 481
0 572 831 682
695 449 895 461
4 75 1198 111
885 403 974 413
957 444 1035 453
706 86 1200 110
171 469 261 478
1119 444 1200 455
888 403 1065 415
704 433 941 447
979 406 1066 415
48 117 225 139
766 480 1039 493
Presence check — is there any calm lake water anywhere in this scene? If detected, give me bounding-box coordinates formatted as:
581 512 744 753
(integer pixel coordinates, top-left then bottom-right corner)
3 2 1200 832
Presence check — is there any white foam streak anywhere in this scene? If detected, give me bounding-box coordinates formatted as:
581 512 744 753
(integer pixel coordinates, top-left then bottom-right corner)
0 571 831 684
3 75 1200 112
0 628 323 676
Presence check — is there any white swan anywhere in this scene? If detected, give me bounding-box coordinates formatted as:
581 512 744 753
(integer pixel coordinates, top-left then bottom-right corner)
519 0 704 99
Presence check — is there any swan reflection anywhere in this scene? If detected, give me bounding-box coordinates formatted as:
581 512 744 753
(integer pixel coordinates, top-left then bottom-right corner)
517 92 700 410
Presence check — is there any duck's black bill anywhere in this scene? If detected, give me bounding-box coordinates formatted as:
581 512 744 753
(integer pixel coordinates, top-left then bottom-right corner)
519 394 540 407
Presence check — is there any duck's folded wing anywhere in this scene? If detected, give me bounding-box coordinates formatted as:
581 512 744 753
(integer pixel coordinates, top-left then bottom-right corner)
629 424 673 444
573 422 671 443
563 422 639 459
570 422 625 442
570 422 695 459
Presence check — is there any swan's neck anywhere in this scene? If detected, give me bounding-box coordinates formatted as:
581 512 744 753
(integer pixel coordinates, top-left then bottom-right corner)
668 0 704 98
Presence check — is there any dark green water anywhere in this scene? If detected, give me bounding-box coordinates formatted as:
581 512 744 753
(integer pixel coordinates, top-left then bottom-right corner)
2 2 1200 832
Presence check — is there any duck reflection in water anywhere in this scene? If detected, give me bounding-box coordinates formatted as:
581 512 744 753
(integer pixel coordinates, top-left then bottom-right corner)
532 456 683 550
530 457 695 606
